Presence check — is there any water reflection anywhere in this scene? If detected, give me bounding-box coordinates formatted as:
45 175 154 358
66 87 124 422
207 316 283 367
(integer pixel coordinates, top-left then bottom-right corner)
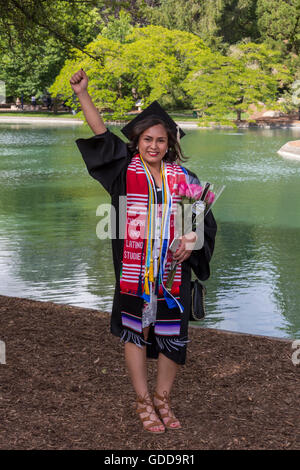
0 123 299 339
202 221 298 338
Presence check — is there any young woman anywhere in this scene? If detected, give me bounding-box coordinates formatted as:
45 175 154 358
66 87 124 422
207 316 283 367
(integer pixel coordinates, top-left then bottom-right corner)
70 69 217 434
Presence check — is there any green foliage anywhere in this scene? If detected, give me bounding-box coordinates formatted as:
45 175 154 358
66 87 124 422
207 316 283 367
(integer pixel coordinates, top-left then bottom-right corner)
50 25 296 122
138 0 203 32
50 25 209 118
216 0 259 45
101 10 134 43
256 0 300 54
137 0 222 49
228 42 293 85
138 0 300 58
0 1 101 54
0 37 67 99
137 0 259 49
183 42 294 125
0 2 101 99
1 0 299 121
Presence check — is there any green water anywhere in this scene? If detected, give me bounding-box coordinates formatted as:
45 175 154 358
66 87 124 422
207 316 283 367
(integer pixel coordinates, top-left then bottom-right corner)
0 122 300 339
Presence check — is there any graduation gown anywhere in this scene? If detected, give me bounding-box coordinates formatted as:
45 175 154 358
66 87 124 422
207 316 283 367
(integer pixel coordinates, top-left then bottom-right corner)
76 129 217 365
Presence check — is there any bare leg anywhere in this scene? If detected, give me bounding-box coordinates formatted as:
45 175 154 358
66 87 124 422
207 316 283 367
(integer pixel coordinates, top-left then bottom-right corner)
156 352 179 395
153 352 181 428
124 340 147 397
124 327 164 432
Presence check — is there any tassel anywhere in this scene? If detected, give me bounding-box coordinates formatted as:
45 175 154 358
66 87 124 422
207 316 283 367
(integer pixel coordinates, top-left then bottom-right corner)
141 292 150 303
144 278 150 296
164 291 184 311
143 269 149 295
149 259 154 282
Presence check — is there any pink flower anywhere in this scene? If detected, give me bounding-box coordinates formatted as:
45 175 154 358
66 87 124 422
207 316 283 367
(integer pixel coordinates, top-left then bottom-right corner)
178 181 215 204
205 191 215 204
188 184 203 200
178 182 189 197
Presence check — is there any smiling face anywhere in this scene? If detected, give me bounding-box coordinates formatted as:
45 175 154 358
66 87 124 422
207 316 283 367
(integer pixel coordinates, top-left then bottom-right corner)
138 124 168 169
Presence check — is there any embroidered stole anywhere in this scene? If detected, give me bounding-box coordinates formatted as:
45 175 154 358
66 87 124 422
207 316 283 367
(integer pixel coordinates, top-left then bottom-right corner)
119 154 188 345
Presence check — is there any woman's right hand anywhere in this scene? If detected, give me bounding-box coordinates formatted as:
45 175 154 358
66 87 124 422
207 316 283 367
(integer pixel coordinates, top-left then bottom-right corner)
70 69 88 96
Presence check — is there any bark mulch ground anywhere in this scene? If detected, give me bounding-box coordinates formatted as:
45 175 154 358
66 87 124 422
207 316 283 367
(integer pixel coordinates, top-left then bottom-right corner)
0 294 299 450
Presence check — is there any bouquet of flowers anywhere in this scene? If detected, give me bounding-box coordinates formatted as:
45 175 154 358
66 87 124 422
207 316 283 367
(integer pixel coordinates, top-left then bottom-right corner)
165 179 224 290
178 181 215 215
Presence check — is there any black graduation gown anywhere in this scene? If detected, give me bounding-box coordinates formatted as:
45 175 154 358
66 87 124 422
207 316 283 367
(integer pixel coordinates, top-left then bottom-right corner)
76 129 217 365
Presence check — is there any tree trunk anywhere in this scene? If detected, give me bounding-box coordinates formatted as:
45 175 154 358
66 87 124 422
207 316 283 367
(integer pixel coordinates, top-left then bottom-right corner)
53 97 59 115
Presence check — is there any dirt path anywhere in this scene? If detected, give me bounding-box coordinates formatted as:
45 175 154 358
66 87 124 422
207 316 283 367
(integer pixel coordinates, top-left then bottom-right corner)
0 294 299 450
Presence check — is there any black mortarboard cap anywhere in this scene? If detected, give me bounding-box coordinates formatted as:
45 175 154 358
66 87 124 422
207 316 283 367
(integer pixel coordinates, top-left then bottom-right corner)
121 101 185 141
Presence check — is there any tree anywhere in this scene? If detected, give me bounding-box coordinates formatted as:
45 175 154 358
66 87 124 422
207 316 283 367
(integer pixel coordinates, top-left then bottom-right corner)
256 0 300 54
0 37 67 100
229 42 292 83
49 25 209 118
0 1 149 101
121 26 209 108
0 1 102 100
183 42 293 125
101 10 134 43
216 0 259 44
138 0 300 57
137 0 223 49
137 0 259 50
0 0 102 59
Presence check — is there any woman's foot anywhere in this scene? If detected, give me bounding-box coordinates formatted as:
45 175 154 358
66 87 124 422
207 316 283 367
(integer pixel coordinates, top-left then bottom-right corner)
153 391 182 429
136 394 165 434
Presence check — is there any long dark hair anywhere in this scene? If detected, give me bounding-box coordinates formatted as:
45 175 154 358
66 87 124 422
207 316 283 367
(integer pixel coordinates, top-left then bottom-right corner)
127 116 188 163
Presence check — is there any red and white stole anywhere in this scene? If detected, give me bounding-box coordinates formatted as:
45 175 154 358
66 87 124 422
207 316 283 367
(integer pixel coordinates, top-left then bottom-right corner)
120 154 186 305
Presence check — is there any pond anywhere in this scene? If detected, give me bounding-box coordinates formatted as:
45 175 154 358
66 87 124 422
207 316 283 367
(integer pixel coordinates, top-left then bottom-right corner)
0 122 300 339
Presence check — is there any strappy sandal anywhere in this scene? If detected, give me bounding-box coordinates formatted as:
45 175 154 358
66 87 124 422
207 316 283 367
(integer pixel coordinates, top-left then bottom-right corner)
136 394 165 434
153 391 182 430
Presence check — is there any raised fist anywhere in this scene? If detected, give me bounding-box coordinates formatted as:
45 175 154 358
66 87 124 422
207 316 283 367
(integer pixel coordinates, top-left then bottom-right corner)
70 69 88 95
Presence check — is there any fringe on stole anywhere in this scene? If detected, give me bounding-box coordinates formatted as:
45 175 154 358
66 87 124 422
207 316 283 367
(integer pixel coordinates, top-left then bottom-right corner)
155 336 190 352
120 328 190 352
120 329 151 348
